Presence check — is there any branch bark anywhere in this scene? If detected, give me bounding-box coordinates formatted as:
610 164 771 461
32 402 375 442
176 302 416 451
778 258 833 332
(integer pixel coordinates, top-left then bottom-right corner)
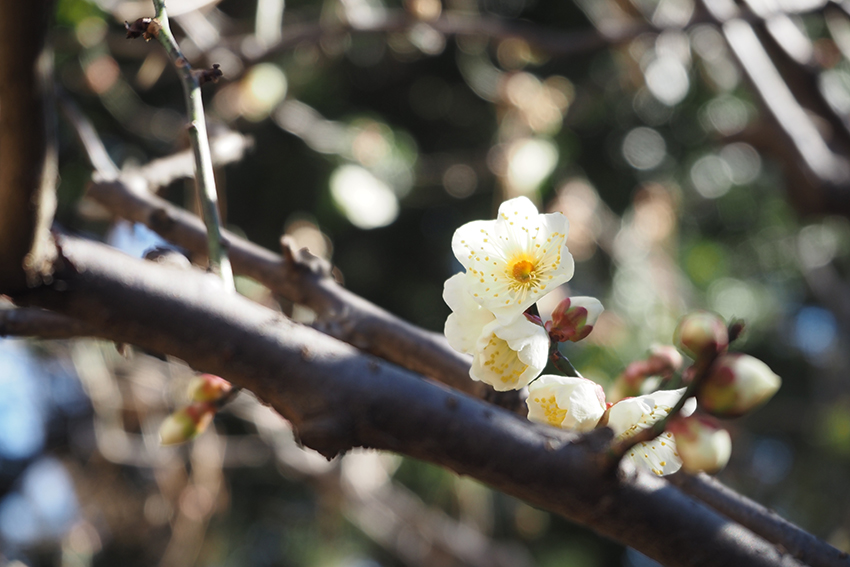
10 234 814 567
670 472 850 567
85 178 481 396
0 0 57 293
0 306 95 339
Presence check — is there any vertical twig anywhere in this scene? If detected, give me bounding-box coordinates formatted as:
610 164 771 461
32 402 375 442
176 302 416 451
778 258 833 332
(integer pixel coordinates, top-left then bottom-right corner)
150 0 234 291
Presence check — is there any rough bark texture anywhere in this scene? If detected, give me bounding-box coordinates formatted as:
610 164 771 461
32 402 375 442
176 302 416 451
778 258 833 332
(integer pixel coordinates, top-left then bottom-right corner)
12 235 810 567
0 0 57 293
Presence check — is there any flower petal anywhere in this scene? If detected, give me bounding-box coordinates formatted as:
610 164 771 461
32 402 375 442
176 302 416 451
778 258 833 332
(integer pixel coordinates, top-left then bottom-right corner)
527 375 606 431
443 272 495 354
608 387 692 476
470 317 549 391
622 433 682 476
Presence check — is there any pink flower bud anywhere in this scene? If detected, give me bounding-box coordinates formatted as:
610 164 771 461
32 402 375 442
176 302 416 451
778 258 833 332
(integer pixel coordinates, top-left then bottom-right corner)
698 354 781 418
673 311 729 360
159 402 215 445
608 345 684 402
646 345 684 377
545 296 603 343
667 415 732 474
188 373 232 403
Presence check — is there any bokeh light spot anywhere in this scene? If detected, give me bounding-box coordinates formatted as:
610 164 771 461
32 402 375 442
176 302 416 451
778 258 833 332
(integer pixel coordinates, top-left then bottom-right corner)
793 306 837 357
330 165 399 229
622 127 666 170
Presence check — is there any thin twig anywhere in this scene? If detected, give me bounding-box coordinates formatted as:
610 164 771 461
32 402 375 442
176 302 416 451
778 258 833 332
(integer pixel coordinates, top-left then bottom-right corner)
550 348 581 377
149 0 234 291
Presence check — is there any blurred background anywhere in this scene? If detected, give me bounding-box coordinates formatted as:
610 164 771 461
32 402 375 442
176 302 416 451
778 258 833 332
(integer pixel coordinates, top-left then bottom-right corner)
4 0 850 564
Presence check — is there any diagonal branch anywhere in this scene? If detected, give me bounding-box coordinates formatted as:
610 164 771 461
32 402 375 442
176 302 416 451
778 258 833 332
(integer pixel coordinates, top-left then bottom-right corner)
9 234 812 567
85 178 480 395
145 0 234 290
670 472 850 567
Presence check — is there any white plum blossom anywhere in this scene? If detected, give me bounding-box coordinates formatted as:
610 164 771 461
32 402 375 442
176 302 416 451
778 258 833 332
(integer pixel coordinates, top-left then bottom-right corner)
470 317 549 391
526 375 607 431
451 197 575 324
444 273 549 391
607 388 697 477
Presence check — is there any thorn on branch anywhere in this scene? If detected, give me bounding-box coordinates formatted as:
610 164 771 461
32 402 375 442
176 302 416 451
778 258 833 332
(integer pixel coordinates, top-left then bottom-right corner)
196 64 223 86
124 18 160 41
280 235 334 280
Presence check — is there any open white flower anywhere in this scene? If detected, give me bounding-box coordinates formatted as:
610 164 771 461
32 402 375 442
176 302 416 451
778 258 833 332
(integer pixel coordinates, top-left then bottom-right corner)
444 272 549 391
527 375 607 431
470 317 549 390
607 388 696 477
451 197 575 324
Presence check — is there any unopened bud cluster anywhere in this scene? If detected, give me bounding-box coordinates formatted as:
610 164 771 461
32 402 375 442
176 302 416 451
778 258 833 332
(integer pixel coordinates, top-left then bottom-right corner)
664 311 782 474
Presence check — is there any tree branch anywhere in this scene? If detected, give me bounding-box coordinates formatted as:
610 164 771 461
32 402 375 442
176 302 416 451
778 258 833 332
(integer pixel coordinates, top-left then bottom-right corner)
670 472 850 567
0 305 95 339
10 234 813 567
85 178 480 395
0 0 58 292
147 0 234 290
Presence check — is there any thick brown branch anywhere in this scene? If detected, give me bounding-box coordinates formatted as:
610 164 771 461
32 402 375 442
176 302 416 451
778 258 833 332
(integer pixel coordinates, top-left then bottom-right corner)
670 472 850 567
11 235 810 567
85 179 480 395
0 0 58 293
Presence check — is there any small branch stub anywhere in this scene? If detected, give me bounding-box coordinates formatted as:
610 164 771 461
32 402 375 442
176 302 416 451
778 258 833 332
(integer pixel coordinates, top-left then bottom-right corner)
196 64 223 86
124 18 160 41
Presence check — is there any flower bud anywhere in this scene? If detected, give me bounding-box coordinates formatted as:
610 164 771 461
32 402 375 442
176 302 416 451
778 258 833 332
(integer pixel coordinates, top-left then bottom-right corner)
608 345 684 403
545 296 604 343
188 373 232 403
673 311 728 360
159 402 215 445
698 354 781 418
667 415 732 474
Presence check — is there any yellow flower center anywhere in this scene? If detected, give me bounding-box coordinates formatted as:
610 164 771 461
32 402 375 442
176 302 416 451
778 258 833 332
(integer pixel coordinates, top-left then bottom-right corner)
481 334 527 385
534 394 567 426
511 260 535 282
506 254 542 297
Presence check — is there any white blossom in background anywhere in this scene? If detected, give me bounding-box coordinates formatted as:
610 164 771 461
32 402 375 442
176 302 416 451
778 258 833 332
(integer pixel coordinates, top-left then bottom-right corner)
526 375 607 431
444 273 549 391
451 197 574 324
607 388 696 477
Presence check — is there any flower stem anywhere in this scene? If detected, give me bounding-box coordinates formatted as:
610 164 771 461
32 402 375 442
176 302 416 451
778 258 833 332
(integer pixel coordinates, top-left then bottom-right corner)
551 347 582 377
151 0 234 292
